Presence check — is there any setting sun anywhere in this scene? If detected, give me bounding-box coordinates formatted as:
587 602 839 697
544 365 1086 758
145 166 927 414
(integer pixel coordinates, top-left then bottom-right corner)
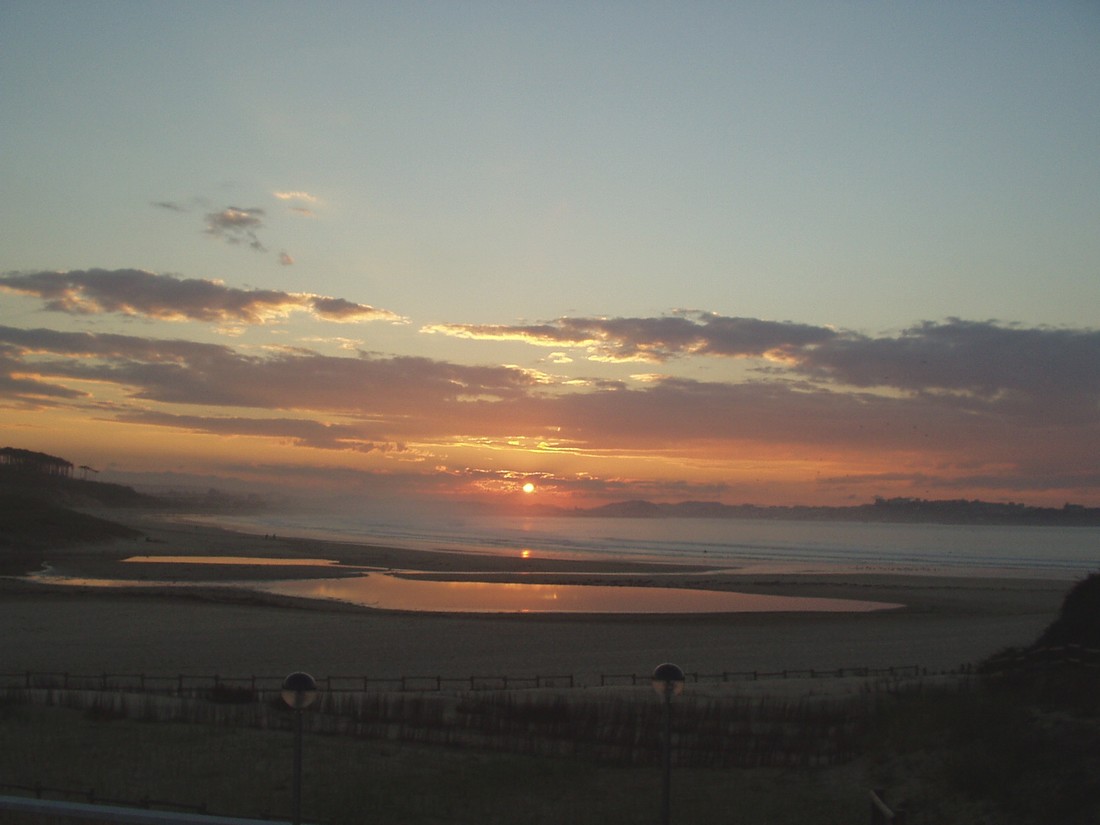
522 482 536 494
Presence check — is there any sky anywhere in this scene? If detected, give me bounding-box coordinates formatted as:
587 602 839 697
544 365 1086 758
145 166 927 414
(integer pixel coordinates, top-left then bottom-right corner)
2 1 1099 511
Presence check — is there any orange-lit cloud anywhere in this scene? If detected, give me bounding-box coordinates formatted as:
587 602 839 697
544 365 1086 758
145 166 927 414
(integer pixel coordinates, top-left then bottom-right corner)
424 312 837 362
0 269 401 324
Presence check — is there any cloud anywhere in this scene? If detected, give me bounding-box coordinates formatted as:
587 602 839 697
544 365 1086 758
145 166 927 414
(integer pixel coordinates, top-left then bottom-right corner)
425 312 837 362
274 191 320 218
274 191 319 204
0 269 402 325
205 206 266 251
0 325 536 415
155 192 320 258
427 313 1100 415
796 319 1100 414
111 409 402 453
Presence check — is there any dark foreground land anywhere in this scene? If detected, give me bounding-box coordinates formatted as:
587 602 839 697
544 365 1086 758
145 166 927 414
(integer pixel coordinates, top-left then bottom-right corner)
2 664 1099 825
1 498 1098 824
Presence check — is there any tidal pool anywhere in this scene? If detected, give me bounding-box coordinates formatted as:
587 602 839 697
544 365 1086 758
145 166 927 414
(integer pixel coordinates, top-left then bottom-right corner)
27 557 903 614
123 555 341 566
256 573 901 614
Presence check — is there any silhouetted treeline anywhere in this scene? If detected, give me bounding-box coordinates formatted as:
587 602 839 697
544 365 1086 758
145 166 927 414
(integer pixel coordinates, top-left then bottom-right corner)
557 496 1100 526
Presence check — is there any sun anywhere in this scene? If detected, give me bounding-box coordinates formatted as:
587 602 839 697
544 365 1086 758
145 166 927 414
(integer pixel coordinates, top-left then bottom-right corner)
522 482 536 494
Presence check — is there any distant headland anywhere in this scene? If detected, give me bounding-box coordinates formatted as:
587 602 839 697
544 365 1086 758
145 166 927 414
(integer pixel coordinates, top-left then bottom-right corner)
545 497 1100 527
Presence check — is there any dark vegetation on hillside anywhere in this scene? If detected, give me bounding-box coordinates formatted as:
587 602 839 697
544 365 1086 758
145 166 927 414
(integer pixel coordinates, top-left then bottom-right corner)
1036 573 1100 650
903 573 1100 824
0 447 154 555
981 572 1100 717
0 494 142 551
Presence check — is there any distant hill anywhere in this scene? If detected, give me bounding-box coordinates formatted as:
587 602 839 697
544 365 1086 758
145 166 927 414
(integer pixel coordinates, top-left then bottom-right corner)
551 497 1100 526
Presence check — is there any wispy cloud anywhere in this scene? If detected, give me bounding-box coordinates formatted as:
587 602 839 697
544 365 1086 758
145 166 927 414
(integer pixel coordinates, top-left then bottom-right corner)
0 269 402 325
150 200 187 212
153 191 321 257
273 191 320 204
112 409 407 454
205 206 267 251
273 190 320 218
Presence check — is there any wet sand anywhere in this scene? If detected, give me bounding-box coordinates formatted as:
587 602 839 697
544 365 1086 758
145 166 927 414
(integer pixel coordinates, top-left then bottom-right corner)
0 515 1072 682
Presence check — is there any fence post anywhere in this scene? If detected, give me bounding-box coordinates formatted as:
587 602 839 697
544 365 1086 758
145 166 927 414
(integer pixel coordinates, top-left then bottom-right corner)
870 789 905 824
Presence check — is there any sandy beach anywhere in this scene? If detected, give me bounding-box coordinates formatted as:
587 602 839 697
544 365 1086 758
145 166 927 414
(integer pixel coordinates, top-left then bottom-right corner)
0 515 1072 683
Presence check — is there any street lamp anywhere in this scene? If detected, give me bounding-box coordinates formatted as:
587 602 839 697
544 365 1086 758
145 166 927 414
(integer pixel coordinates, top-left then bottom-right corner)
282 672 319 825
652 663 685 825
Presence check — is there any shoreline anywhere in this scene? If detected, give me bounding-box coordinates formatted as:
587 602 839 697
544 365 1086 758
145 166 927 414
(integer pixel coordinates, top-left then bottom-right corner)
0 512 1075 680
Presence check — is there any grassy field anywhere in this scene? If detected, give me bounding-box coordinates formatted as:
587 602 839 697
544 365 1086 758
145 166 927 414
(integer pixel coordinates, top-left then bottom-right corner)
2 677 1099 825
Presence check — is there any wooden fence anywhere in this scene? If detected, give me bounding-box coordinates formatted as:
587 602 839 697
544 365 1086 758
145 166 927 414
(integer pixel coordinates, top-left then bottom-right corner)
0 665 923 697
2 675 924 770
981 644 1100 674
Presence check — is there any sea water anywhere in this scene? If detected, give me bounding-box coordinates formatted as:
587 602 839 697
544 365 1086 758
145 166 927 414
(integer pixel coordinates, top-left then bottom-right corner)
177 509 1100 580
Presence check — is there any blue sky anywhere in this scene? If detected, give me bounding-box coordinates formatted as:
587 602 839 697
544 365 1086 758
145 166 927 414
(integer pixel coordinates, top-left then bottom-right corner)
2 2 1099 508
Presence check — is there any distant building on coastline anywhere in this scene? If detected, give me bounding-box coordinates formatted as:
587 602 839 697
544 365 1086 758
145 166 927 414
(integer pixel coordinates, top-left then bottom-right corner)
0 447 74 478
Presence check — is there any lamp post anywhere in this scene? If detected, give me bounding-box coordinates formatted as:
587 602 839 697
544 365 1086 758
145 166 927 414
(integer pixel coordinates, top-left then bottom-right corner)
652 663 685 825
281 672 318 825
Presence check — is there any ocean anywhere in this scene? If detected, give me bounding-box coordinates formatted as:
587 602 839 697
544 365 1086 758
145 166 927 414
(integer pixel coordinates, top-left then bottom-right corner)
178 508 1100 581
